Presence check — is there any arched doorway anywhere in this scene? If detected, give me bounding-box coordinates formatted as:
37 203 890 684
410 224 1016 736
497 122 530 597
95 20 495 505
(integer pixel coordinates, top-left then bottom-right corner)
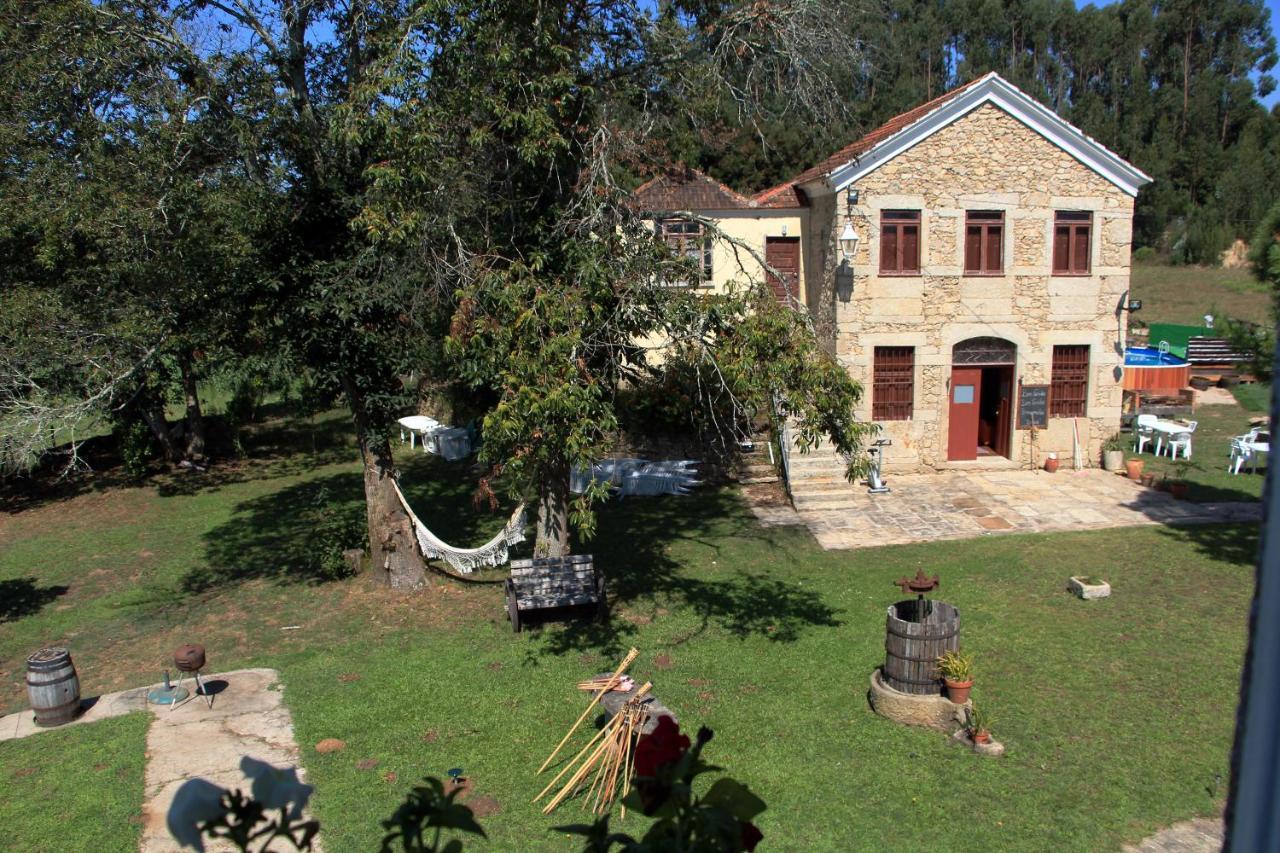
948 337 1016 461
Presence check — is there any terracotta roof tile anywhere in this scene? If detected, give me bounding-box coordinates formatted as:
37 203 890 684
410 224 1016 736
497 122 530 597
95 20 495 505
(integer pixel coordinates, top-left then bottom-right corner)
631 165 753 212
751 180 809 209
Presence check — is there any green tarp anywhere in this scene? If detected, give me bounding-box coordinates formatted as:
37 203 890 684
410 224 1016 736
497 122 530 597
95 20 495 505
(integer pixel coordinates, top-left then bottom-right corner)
1144 323 1212 359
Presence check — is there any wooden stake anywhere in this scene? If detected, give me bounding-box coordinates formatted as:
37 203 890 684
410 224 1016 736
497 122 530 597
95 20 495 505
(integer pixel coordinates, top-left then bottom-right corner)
542 728 622 814
533 716 615 802
537 647 638 774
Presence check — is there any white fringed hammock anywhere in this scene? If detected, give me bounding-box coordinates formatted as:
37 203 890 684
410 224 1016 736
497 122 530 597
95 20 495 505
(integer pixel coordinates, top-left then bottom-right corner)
391 479 526 573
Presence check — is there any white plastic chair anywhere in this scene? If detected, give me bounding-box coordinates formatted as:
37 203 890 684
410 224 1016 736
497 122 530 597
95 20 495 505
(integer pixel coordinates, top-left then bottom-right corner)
1228 438 1252 475
1165 420 1197 459
1134 414 1157 454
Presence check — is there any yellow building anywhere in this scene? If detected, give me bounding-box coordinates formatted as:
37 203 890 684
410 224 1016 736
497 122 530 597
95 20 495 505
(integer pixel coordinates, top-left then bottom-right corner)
635 73 1152 472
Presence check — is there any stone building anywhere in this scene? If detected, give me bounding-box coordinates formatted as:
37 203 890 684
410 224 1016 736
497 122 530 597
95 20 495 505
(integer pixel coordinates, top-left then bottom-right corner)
636 73 1151 472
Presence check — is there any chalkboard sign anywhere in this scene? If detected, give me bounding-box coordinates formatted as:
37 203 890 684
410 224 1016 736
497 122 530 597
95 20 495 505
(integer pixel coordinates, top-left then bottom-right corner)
1017 384 1049 430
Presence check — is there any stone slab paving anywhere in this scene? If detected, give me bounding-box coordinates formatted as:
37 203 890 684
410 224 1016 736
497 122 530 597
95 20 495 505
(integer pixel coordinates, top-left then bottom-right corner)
750 468 1260 550
1122 818 1223 852
0 668 316 852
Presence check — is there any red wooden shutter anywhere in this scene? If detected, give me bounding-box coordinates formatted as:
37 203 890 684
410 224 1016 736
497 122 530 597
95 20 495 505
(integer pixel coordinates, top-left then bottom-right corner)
965 226 982 271
1072 225 1090 273
873 347 915 421
1050 345 1089 417
902 224 920 272
881 226 898 273
986 225 1002 272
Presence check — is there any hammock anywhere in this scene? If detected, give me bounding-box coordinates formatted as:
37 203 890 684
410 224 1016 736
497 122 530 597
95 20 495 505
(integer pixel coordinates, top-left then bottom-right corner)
391 479 526 573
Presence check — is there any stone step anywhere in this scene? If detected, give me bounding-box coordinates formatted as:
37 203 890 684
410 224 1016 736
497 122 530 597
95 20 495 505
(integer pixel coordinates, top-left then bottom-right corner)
741 475 779 484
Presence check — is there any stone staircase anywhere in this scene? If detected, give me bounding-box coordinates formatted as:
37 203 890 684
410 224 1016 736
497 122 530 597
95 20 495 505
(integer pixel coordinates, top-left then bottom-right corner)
783 435 860 513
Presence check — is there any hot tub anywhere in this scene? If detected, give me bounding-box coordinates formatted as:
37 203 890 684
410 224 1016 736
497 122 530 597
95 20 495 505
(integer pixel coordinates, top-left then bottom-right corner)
1123 346 1191 392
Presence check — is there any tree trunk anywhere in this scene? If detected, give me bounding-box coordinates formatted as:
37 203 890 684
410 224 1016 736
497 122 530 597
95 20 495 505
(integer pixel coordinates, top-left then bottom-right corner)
344 378 429 590
179 352 207 459
140 407 179 462
535 467 572 557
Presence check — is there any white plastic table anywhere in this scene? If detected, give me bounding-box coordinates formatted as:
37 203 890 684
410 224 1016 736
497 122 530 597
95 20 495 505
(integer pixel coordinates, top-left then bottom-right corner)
397 416 440 450
1150 419 1192 456
1243 436 1270 473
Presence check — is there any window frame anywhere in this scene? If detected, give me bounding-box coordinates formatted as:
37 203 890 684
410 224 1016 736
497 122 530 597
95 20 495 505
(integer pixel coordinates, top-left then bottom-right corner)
655 218 713 286
964 210 1005 276
1052 211 1092 276
873 346 915 421
1049 344 1090 417
879 210 922 276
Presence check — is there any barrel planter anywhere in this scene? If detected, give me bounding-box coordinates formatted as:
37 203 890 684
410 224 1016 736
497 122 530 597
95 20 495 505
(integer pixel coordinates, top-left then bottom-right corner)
26 647 81 727
883 600 960 695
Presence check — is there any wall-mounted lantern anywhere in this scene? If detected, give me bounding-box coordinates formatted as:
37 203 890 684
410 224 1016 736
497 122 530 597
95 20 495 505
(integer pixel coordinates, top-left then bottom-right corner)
839 221 860 261
846 187 860 212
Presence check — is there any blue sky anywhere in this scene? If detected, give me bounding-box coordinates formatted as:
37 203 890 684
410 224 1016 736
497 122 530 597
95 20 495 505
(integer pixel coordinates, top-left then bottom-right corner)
1073 0 1280 107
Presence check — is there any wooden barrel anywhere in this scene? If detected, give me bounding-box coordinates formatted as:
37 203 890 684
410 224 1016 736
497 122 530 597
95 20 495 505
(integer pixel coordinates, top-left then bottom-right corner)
883 600 960 695
26 647 81 727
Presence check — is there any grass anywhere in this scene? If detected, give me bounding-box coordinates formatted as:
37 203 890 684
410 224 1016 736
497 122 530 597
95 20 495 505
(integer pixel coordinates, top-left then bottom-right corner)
0 712 150 852
0 409 1259 851
1133 393 1267 502
1231 382 1272 413
1130 262 1270 326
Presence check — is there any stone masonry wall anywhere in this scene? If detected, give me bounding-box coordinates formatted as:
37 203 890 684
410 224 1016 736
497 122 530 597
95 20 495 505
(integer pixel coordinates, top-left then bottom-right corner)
831 103 1135 471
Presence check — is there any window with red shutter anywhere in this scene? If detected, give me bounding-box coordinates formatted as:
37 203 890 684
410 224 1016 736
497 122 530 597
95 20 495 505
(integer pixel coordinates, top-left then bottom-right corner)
873 347 915 421
964 210 1004 274
1052 211 1091 275
1050 345 1089 417
880 210 921 274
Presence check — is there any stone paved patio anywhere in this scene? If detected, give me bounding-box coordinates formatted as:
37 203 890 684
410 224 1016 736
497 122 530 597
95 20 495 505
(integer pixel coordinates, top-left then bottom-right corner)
1 668 316 852
750 468 1260 550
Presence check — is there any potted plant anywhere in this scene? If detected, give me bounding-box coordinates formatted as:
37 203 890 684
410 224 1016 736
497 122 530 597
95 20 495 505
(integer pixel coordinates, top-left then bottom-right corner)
1102 433 1125 471
966 706 994 745
1044 452 1060 473
935 650 974 704
1068 575 1111 599
1125 457 1144 480
1167 460 1192 500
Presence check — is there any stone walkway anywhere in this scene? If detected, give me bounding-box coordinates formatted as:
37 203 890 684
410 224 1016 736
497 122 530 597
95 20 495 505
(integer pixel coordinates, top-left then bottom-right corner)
1123 818 1224 852
1 668 315 852
751 468 1260 550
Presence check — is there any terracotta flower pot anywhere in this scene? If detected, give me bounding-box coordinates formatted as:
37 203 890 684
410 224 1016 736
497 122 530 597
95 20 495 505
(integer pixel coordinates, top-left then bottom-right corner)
1044 456 1060 473
972 730 992 745
1169 481 1191 500
1126 459 1144 480
945 679 973 705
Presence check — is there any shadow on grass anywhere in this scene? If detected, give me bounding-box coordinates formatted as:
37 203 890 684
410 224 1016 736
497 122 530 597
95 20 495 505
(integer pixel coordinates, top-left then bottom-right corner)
0 577 70 623
1153 521 1260 569
190 454 511 594
523 489 842 660
190 471 367 592
155 413 357 498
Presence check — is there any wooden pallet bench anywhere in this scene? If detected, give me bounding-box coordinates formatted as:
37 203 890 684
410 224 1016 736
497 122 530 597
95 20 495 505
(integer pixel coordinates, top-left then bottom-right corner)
505 555 607 633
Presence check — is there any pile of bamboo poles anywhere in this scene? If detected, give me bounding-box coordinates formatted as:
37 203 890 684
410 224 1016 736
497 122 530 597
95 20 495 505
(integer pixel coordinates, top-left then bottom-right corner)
534 647 649 816
576 675 635 692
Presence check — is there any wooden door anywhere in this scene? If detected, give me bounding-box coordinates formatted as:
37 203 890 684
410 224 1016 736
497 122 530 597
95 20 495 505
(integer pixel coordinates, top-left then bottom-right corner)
948 367 982 461
765 237 800 302
993 367 1013 458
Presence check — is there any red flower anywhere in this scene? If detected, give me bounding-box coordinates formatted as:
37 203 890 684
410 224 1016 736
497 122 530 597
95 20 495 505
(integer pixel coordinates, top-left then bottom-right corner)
740 821 763 851
632 715 690 778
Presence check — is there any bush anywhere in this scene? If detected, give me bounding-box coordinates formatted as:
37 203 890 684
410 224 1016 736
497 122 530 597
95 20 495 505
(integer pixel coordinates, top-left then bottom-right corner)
306 485 367 581
117 419 155 479
1132 246 1158 264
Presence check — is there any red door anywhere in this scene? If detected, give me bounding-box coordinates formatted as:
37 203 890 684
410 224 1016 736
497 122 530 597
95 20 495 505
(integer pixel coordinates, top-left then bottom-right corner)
948 367 982 461
765 237 800 302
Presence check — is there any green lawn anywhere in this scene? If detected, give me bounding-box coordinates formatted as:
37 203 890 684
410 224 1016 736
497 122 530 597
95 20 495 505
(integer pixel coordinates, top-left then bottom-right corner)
1133 392 1267 502
0 712 150 852
0 411 1258 851
1130 262 1270 326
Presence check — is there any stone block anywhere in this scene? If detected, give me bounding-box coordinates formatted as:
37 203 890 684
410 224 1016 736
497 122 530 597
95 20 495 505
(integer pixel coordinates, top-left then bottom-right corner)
867 669 968 733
